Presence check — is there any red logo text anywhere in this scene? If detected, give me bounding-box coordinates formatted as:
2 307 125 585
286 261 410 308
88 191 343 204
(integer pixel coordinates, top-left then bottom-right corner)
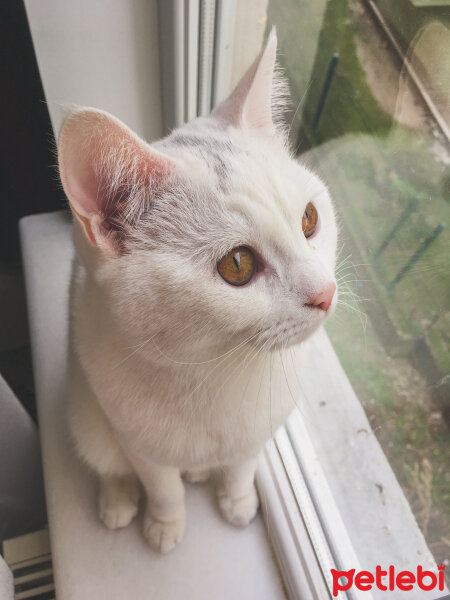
331 564 446 597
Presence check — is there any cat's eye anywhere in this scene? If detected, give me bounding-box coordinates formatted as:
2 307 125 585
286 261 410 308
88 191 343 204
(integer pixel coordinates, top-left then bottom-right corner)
302 202 318 238
217 246 256 286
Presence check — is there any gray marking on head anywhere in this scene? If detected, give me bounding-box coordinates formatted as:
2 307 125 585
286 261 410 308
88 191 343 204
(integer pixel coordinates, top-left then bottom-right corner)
167 132 233 180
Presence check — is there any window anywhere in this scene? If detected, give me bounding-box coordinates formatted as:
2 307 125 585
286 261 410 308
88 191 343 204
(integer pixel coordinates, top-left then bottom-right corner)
246 0 450 592
228 0 449 595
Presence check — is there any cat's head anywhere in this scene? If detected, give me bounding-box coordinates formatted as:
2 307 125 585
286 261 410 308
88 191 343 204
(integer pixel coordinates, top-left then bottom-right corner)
58 30 337 357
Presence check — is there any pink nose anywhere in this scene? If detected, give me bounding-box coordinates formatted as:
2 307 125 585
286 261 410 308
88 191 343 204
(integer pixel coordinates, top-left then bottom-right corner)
309 282 336 312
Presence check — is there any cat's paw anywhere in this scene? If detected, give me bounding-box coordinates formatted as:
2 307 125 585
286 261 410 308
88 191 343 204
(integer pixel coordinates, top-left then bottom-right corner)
183 467 211 483
100 500 138 530
99 492 139 530
143 512 186 554
98 476 139 530
217 485 259 527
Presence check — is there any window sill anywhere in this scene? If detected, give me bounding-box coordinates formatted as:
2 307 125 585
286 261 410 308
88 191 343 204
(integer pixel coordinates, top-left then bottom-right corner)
19 211 285 600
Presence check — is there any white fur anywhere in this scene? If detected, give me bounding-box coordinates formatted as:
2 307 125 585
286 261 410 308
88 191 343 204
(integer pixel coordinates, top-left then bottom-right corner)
59 32 338 553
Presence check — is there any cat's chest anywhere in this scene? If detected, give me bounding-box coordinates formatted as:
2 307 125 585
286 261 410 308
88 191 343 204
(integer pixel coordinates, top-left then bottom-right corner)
80 340 297 467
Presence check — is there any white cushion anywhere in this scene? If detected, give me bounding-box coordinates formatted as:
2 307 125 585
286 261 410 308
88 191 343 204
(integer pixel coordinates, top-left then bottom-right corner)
0 556 13 600
0 374 46 539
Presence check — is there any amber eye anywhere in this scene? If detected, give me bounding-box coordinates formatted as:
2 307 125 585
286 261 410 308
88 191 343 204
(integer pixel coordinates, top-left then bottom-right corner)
217 246 256 286
302 202 318 238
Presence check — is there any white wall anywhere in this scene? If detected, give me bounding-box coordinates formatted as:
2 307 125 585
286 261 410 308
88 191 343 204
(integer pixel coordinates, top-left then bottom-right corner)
24 0 163 142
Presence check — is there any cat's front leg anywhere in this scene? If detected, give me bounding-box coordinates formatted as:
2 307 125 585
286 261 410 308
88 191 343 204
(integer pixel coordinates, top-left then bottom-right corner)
217 458 259 527
98 475 140 530
130 455 186 554
182 466 212 483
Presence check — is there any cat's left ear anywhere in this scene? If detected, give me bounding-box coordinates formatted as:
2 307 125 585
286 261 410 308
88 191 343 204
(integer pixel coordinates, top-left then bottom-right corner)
212 28 278 134
58 108 177 254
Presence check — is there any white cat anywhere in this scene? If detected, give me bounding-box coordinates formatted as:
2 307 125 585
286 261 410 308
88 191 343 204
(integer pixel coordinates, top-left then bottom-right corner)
58 30 337 554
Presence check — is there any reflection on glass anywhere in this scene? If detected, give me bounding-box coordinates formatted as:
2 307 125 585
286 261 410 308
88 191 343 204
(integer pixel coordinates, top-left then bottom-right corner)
268 0 449 580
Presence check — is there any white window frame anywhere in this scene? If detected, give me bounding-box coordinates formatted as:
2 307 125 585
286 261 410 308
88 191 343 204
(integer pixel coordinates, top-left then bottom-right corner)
157 0 236 131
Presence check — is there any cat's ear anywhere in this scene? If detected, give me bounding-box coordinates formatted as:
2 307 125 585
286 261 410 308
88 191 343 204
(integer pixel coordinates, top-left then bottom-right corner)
212 28 278 133
58 108 175 253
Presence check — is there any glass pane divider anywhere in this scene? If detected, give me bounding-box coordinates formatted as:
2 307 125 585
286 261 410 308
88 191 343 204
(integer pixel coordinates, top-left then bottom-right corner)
285 412 374 600
257 436 331 600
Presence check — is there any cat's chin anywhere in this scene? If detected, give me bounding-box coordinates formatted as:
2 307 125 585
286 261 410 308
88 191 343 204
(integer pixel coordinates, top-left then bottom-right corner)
256 309 333 351
255 327 316 352
268 329 318 351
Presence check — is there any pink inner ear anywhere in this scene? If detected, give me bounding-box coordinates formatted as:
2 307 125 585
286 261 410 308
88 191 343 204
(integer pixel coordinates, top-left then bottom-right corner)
58 109 174 250
67 151 101 219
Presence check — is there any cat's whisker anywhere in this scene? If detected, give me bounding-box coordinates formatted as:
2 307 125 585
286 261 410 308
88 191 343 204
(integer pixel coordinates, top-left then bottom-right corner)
121 316 254 366
180 336 263 405
286 347 317 428
192 335 273 421
287 81 312 139
338 285 370 302
336 278 370 284
337 296 367 314
148 330 261 366
335 251 353 268
335 259 370 274
279 348 298 413
111 333 158 369
208 343 264 414
337 299 369 334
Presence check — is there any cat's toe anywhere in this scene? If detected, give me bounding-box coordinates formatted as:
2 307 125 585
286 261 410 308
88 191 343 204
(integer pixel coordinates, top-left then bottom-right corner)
143 513 186 553
98 476 139 530
183 467 211 483
99 498 138 530
217 485 259 527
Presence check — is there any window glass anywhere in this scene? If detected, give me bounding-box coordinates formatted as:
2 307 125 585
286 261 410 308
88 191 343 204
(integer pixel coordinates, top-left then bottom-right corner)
263 0 449 581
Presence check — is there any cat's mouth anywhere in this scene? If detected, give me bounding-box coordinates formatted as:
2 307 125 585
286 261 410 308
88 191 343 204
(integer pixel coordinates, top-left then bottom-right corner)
255 313 326 351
